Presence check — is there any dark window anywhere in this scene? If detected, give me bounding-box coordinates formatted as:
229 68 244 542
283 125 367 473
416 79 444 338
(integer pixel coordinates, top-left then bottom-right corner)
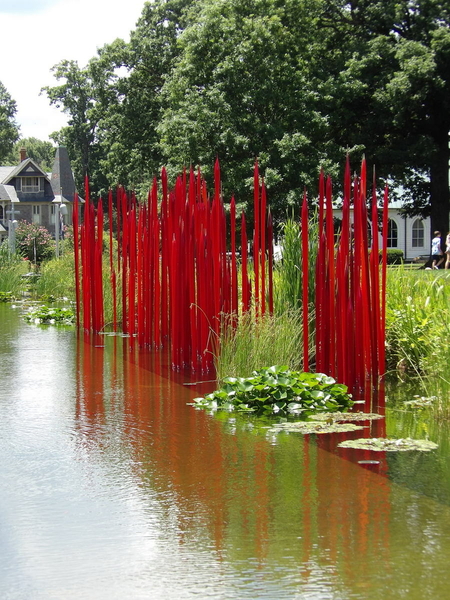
387 219 398 248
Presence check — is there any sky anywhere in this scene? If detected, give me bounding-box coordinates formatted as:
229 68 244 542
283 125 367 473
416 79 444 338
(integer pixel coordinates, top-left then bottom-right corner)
0 0 147 143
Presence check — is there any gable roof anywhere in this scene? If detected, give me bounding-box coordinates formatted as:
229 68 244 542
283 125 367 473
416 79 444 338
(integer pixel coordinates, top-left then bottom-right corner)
2 158 50 184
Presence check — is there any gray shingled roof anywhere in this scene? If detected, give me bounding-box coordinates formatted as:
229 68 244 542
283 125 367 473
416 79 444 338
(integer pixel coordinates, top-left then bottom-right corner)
0 166 15 184
50 146 76 202
0 183 19 202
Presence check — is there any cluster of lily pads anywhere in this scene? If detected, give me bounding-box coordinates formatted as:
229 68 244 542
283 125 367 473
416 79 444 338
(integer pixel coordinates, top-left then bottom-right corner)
192 366 353 416
192 366 439 453
24 305 75 325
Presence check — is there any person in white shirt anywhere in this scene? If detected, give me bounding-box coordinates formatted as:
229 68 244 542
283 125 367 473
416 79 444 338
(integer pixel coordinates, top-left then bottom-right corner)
431 231 445 269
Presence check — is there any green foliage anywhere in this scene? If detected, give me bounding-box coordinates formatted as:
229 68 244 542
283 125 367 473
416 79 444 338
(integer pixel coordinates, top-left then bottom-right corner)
15 221 54 264
43 0 194 196
385 268 450 376
216 309 312 381
3 137 55 170
0 241 26 296
385 248 404 265
24 305 75 325
40 0 450 232
33 252 75 300
193 365 353 416
274 213 319 312
0 80 20 161
159 0 332 220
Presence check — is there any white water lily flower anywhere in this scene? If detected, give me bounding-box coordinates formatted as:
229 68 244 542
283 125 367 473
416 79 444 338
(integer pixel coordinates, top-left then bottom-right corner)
34 318 40 324
50 319 55 324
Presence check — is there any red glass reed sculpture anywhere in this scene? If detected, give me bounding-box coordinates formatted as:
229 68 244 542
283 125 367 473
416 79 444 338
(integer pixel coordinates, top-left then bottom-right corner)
74 159 387 401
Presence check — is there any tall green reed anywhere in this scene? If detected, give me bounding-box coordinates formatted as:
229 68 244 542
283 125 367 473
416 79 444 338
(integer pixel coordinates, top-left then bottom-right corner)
274 213 319 313
215 309 315 382
0 241 27 297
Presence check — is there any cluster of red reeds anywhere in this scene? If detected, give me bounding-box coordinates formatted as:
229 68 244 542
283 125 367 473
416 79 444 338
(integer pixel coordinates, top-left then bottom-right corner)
74 161 273 372
73 157 387 398
311 156 388 401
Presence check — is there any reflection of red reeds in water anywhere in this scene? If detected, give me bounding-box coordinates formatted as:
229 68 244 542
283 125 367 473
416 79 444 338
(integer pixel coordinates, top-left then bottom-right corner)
74 159 387 401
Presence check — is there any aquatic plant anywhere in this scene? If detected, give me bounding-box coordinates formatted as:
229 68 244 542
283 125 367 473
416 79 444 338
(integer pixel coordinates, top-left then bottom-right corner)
192 365 353 416
24 305 75 325
267 421 364 435
338 438 438 452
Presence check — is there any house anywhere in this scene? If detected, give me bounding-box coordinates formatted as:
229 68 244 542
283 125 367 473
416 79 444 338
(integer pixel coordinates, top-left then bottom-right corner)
0 146 75 245
333 199 432 262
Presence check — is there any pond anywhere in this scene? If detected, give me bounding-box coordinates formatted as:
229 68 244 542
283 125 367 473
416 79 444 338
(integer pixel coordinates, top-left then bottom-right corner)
1 302 450 599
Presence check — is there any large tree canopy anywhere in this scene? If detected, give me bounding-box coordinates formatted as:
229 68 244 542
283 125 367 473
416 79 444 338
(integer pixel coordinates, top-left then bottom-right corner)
43 0 450 231
318 0 450 233
0 81 20 163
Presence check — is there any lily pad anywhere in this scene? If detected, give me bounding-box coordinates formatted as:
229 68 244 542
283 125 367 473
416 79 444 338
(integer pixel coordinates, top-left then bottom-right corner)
311 411 384 422
337 437 438 452
267 422 364 435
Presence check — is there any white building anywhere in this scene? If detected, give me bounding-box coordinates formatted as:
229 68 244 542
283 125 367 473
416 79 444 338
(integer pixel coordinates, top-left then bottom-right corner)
333 199 431 262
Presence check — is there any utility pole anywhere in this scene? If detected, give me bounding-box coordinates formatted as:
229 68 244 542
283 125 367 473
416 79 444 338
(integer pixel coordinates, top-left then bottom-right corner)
53 191 68 258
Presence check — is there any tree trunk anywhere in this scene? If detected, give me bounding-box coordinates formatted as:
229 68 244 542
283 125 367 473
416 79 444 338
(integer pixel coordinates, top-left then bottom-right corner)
429 127 450 247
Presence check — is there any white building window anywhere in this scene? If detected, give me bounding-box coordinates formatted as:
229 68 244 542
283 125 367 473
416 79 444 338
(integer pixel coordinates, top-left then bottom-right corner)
32 205 41 224
21 177 40 193
412 218 424 248
387 219 398 248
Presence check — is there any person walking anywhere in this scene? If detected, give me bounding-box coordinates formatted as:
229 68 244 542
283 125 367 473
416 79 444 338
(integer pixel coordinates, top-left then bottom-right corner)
445 231 450 269
431 231 445 269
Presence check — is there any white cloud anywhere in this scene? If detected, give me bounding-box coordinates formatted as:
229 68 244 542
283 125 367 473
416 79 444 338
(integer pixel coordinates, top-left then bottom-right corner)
0 0 146 141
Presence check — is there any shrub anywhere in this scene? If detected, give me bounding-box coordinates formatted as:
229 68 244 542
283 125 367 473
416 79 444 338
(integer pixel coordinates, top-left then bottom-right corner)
15 221 54 264
385 248 404 264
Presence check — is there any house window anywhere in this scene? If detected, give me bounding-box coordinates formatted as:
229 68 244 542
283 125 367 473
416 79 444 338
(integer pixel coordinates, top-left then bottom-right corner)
32 205 41 224
412 218 424 248
0 205 3 219
387 219 398 248
21 177 40 193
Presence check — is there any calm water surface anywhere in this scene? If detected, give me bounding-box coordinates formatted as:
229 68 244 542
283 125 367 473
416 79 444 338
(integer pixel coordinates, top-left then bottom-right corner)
1 303 450 599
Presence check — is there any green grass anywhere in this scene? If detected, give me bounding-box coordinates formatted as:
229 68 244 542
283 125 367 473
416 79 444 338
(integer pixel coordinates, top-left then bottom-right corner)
33 253 76 301
385 266 450 378
215 309 314 382
0 242 28 297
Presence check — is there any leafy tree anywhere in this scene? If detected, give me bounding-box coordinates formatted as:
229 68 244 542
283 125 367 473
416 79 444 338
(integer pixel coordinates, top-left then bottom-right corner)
0 81 20 162
158 0 337 222
4 137 55 171
42 59 110 194
42 0 450 233
42 0 194 197
317 0 450 234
